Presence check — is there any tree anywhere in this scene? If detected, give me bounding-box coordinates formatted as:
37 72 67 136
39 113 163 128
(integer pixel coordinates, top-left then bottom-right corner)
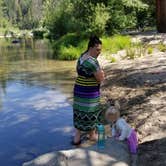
106 0 149 34
156 0 166 32
0 0 157 33
0 0 44 29
0 0 9 27
43 0 110 38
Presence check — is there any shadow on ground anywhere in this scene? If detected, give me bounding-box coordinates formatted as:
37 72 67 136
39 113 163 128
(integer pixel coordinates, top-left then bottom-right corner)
138 137 166 166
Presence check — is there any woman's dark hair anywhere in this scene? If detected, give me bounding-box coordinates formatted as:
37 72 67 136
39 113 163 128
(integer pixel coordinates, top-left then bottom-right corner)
87 35 102 50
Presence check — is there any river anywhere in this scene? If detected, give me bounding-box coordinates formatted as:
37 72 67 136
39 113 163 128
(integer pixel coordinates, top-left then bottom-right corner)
0 38 76 166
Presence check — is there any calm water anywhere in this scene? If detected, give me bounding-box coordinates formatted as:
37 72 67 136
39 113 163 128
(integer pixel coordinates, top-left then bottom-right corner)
0 39 76 166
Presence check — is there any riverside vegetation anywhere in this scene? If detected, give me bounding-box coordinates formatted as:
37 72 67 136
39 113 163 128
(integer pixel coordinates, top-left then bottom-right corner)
42 0 156 60
0 0 157 60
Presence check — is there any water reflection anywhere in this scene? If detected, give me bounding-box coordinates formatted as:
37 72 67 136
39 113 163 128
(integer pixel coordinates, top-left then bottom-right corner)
0 38 76 166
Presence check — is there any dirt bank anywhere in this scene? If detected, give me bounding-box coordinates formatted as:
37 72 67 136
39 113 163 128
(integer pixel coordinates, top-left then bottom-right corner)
101 52 166 165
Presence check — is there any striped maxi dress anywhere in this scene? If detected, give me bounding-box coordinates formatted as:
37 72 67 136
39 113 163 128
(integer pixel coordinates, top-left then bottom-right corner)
73 54 101 131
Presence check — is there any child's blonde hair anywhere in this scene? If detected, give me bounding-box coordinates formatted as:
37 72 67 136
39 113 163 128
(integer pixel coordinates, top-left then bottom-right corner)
105 100 121 119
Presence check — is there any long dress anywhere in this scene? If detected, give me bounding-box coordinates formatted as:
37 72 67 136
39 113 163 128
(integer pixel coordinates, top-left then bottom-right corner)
73 54 101 131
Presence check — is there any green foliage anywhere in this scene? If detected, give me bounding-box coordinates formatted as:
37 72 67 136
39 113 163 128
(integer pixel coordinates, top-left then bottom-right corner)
110 56 117 63
126 47 137 59
158 43 166 52
43 0 76 39
73 1 110 36
52 33 131 60
147 46 153 54
42 0 155 39
0 0 43 30
52 33 87 60
91 3 110 35
58 46 81 60
102 35 131 53
43 0 110 38
140 0 156 28
107 0 149 33
0 0 156 34
0 0 9 28
125 43 146 59
32 28 48 39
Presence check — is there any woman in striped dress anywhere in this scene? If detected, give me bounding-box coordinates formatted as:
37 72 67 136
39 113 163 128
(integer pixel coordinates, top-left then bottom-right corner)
72 36 105 145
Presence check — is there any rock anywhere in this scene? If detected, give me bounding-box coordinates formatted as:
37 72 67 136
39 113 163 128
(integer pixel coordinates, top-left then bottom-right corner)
23 138 131 166
148 40 161 45
23 152 68 166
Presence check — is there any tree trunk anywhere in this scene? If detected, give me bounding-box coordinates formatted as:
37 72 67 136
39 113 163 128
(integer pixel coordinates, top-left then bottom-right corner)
156 0 166 33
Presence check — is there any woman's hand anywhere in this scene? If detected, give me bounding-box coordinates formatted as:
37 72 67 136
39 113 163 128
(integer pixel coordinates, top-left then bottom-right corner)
94 69 105 83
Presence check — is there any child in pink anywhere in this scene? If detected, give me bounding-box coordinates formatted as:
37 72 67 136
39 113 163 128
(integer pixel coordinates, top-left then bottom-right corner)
105 102 138 154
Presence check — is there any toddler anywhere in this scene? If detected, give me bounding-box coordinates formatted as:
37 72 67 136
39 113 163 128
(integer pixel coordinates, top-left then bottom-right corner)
105 101 138 154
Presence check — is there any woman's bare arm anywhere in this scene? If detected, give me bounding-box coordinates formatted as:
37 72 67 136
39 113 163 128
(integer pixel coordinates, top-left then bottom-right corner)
94 69 105 83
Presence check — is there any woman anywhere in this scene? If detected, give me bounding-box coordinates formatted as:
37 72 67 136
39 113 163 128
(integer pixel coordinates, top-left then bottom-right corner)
72 36 105 145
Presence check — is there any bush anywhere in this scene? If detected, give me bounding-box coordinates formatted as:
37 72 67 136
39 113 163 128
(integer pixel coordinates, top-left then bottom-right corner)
43 0 153 38
51 33 132 60
52 33 87 60
43 0 76 39
106 0 149 34
85 3 110 36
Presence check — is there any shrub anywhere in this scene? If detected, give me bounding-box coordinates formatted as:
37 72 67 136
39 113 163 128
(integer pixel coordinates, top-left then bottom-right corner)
52 33 87 60
43 0 76 39
86 3 110 36
51 33 132 60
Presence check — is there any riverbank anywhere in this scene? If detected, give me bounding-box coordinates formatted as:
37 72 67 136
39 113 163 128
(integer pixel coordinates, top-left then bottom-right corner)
23 33 166 165
23 31 166 165
0 28 45 39
101 51 166 165
51 33 131 60
102 52 166 141
48 31 166 61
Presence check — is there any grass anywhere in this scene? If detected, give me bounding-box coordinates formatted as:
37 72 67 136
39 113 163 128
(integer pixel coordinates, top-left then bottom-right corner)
102 35 131 53
52 33 132 60
126 47 137 59
158 43 166 52
125 43 147 59
103 51 117 63
58 45 82 60
147 46 153 54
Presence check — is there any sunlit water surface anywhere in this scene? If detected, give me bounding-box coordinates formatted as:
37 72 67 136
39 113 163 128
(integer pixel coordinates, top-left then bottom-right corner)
0 39 76 166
